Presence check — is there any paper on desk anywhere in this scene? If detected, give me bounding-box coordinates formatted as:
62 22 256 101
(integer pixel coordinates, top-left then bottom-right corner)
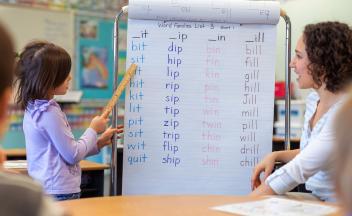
3 160 27 169
211 197 338 216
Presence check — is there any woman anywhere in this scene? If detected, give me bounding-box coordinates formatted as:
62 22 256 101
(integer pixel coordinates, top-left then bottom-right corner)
250 21 352 201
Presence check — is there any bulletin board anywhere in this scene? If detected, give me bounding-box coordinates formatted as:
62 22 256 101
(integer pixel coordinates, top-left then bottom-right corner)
75 15 115 99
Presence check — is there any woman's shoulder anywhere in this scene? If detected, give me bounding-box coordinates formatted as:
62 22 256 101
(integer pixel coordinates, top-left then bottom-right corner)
304 91 319 112
306 91 319 104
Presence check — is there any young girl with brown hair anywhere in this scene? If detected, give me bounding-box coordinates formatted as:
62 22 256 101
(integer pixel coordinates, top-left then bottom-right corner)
15 41 122 201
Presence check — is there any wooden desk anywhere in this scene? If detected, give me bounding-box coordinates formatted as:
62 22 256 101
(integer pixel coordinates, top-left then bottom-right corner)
4 158 109 198
60 195 340 216
4 159 108 173
3 148 26 160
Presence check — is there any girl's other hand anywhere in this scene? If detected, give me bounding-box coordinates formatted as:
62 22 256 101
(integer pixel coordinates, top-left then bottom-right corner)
97 125 123 149
89 116 108 134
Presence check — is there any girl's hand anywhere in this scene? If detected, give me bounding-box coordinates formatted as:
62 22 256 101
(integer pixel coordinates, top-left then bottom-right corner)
89 116 109 134
251 152 277 190
97 125 123 149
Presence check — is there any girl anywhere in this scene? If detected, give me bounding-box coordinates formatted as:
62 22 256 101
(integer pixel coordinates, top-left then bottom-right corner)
15 41 122 201
250 22 352 201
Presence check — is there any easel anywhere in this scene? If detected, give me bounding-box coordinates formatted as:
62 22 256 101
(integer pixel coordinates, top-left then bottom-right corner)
110 5 292 196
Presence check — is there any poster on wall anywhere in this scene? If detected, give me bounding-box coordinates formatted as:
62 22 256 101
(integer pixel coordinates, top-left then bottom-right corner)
81 46 109 89
76 16 114 99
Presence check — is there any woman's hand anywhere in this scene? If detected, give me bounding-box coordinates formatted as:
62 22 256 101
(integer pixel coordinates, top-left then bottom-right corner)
97 125 123 149
251 149 300 190
251 152 277 190
249 182 276 197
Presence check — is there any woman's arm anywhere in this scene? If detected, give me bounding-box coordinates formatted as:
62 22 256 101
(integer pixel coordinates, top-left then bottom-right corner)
273 149 300 163
251 149 300 190
252 116 335 196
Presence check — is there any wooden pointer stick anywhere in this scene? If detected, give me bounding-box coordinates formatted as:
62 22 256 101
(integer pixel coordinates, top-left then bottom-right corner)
101 64 137 118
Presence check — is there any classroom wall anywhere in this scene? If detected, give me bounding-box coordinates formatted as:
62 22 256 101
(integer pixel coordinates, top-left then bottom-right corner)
276 0 352 98
2 0 352 150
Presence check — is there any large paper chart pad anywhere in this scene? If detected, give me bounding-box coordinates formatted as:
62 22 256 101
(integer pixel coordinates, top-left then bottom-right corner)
123 0 279 195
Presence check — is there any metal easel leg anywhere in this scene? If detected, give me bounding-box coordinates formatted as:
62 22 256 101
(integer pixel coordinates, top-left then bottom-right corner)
280 10 292 150
110 6 128 196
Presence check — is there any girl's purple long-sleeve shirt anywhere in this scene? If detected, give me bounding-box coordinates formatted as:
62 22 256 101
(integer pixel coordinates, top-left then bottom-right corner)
23 99 99 194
